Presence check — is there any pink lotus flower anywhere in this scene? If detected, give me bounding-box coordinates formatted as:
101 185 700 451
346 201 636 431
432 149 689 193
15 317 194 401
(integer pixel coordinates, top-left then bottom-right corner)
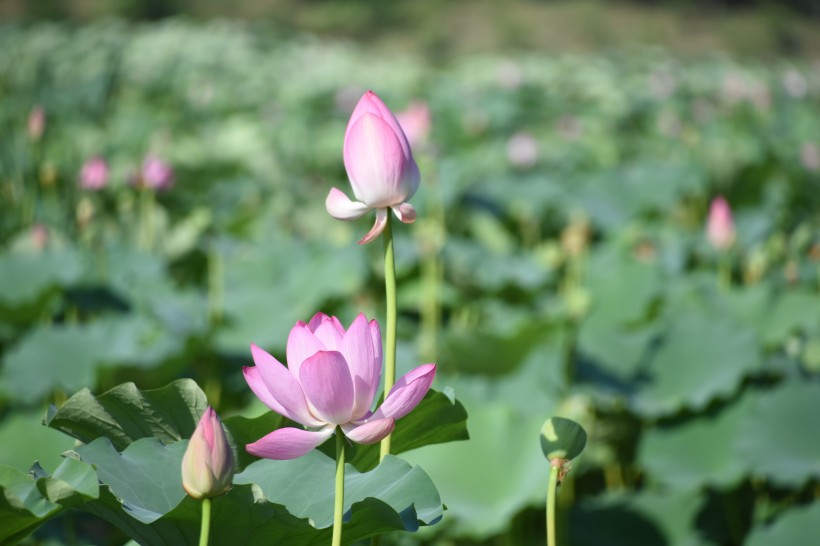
244 312 436 460
326 91 420 244
706 196 736 251
181 407 235 499
140 154 174 190
78 157 109 191
396 101 431 149
27 106 45 141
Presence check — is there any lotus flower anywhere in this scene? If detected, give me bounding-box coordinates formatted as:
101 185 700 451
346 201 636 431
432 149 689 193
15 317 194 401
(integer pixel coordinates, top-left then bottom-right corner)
181 407 235 499
140 154 174 190
706 196 735 251
326 91 420 245
396 101 431 149
78 157 109 191
244 312 436 460
27 106 45 141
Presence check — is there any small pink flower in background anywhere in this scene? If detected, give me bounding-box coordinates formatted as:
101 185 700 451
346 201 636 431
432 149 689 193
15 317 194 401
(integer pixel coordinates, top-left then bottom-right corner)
181 407 235 499
27 106 45 141
78 157 109 191
139 154 174 190
800 142 819 172
326 91 420 244
706 196 736 251
396 101 431 149
244 312 436 460
30 224 48 250
506 131 538 169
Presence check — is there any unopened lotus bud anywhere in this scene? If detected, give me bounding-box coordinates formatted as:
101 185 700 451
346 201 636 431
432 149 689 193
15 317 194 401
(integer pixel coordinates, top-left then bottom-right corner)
181 407 235 499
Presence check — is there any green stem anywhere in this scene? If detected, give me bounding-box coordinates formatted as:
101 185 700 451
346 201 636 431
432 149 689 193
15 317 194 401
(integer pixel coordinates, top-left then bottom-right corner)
718 254 731 290
332 428 346 546
380 214 397 461
546 462 559 546
198 498 211 546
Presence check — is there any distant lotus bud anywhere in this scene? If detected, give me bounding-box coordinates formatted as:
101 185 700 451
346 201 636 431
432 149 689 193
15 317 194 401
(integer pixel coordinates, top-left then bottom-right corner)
30 224 48 250
800 142 819 172
78 157 109 191
782 69 807 99
497 60 524 90
326 90 420 244
181 407 235 499
706 196 736 251
27 106 45 141
506 132 538 169
396 101 431 149
140 154 174 190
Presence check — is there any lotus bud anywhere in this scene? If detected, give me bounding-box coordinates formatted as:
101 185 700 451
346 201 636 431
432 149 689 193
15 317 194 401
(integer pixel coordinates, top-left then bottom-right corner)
78 157 109 191
326 90 420 244
140 154 174 190
181 407 235 499
395 101 431 149
27 106 45 141
706 196 735 251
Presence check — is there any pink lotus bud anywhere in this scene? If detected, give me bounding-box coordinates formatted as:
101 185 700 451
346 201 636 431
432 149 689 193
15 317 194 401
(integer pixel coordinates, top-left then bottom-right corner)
326 90 420 244
78 157 109 191
140 154 174 190
706 196 736 251
395 101 431 149
506 132 538 169
27 106 45 141
181 407 235 499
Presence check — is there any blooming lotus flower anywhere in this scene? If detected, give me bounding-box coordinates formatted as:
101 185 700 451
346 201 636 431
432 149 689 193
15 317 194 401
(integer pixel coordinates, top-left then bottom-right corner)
326 91 420 245
244 312 436 460
706 196 735 251
181 407 235 499
78 157 109 191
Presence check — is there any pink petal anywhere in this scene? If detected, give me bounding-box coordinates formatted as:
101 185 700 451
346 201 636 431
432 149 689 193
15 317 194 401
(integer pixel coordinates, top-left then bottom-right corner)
286 321 325 381
326 187 371 220
342 418 395 445
249 344 324 427
299 351 355 425
345 91 412 160
372 363 436 421
391 202 417 224
358 208 388 245
344 113 408 207
341 313 381 420
246 426 335 460
309 315 344 351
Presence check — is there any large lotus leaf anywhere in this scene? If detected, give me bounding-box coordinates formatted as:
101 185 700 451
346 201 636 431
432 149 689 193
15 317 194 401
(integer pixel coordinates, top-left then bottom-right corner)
637 392 754 490
570 490 715 546
734 380 820 487
47 379 207 450
72 437 442 545
727 286 819 348
215 239 367 353
746 502 820 546
628 307 760 417
0 409 75 473
1 316 195 404
583 245 662 326
0 458 98 545
0 248 85 322
403 399 549 538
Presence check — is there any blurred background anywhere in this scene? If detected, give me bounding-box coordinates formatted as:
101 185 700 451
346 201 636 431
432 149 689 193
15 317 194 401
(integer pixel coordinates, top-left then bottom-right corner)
1 0 819 544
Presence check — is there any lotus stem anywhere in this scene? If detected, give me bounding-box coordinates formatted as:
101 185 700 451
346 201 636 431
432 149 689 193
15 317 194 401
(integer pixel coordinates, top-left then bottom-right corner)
380 214 397 461
546 461 560 546
198 498 211 546
332 428 346 546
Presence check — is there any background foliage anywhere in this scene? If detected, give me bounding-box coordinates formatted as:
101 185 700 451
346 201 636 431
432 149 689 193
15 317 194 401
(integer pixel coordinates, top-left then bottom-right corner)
1 4 819 544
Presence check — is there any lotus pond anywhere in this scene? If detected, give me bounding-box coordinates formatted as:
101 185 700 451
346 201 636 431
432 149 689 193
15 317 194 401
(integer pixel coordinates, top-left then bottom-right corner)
1 20 819 546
